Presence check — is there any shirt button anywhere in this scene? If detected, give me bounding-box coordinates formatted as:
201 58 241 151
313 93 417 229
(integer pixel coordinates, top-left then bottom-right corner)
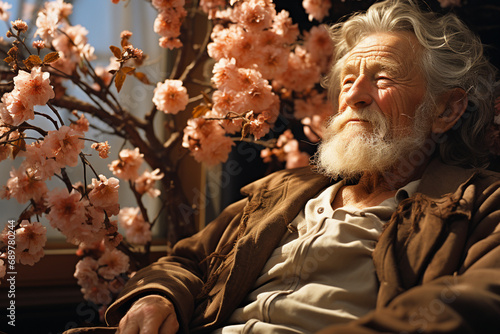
317 207 324 214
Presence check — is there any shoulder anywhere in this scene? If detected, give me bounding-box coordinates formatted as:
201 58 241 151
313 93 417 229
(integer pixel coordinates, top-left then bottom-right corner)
418 159 500 199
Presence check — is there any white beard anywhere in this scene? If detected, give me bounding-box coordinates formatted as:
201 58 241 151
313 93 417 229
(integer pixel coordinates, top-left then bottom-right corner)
313 106 431 181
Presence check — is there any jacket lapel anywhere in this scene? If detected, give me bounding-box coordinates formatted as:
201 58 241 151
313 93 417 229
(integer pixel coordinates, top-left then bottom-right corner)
373 159 475 307
215 167 331 324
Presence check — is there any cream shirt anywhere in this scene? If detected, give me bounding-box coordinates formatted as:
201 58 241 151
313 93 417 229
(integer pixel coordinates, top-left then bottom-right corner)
214 179 420 334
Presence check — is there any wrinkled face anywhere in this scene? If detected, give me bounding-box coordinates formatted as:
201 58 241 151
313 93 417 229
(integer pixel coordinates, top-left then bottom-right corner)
338 31 428 138
314 32 433 180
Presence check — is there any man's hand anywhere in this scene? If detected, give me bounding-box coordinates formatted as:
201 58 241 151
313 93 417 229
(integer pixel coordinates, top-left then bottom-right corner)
116 294 179 334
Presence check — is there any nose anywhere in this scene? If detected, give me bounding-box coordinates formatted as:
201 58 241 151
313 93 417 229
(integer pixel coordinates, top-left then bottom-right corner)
344 75 373 109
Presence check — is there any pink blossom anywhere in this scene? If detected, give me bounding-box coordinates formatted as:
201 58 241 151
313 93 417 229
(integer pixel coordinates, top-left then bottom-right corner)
19 141 61 181
134 169 164 198
304 25 334 72
104 219 123 248
207 25 240 61
211 91 244 134
118 207 152 245
74 256 99 287
0 92 34 126
32 40 46 50
12 67 55 107
199 0 227 19
16 220 46 254
91 141 111 159
4 166 48 204
11 19 28 33
231 0 276 32
42 125 85 167
108 148 143 181
49 0 73 19
88 175 120 216
274 46 321 92
83 281 112 306
302 114 327 142
182 117 234 165
70 112 89 133
0 1 12 21
15 220 47 265
97 248 129 280
46 188 88 241
71 205 106 245
272 10 299 44
253 44 288 80
153 8 185 39
17 248 44 266
93 65 114 90
293 90 333 120
34 0 73 40
302 0 331 22
232 76 279 117
34 7 59 40
282 137 310 169
260 130 310 169
246 110 274 140
211 58 239 90
52 24 95 74
159 36 183 50
152 79 189 114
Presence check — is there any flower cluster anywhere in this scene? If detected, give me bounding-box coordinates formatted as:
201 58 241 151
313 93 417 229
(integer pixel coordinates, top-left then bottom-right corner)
261 129 311 169
152 0 187 49
74 246 129 306
181 0 335 166
35 0 95 76
302 0 332 22
0 3 162 311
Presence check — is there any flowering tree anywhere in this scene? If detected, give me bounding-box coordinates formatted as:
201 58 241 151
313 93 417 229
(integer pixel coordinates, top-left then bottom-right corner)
0 0 497 320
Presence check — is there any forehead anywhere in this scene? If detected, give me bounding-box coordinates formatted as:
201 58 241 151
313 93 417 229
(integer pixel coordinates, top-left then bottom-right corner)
342 32 422 74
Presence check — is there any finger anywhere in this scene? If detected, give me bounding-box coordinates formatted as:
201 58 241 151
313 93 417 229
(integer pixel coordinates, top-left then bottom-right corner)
118 315 140 334
159 313 179 334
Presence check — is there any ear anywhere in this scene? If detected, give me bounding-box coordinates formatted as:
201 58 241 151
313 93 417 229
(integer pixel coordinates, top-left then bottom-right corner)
432 88 468 134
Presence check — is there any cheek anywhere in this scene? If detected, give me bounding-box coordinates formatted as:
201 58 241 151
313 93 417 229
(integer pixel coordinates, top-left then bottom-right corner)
378 90 419 122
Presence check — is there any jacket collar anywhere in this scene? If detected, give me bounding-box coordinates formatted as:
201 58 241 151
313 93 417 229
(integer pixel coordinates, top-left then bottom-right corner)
416 158 477 199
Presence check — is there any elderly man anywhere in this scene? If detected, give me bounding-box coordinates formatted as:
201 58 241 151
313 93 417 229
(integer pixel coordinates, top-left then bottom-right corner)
67 0 500 333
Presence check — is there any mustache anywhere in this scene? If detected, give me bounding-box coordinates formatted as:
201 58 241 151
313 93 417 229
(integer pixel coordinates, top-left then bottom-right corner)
327 108 390 138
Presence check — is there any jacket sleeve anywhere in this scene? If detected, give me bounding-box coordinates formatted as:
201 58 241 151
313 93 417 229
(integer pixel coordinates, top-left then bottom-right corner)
317 176 500 334
104 197 248 333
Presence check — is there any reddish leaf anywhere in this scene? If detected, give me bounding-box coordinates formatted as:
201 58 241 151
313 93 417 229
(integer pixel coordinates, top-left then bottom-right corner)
121 66 135 74
43 51 60 64
192 105 210 118
4 56 13 63
115 70 126 92
11 136 26 159
110 45 122 59
134 71 150 84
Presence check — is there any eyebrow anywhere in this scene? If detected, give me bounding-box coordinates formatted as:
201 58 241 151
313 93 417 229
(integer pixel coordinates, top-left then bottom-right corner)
340 57 402 79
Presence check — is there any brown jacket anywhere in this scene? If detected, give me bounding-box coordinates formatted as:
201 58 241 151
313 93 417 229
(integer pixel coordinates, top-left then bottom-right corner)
69 159 500 333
